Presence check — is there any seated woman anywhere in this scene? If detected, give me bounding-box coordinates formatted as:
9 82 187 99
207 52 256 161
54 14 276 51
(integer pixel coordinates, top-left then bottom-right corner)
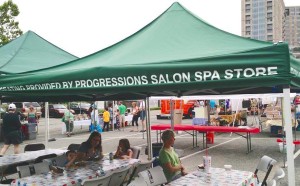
114 138 133 159
159 130 187 183
77 131 103 161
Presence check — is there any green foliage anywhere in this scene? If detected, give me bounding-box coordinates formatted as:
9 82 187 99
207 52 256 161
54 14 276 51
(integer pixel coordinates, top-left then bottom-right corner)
98 109 105 113
0 0 23 46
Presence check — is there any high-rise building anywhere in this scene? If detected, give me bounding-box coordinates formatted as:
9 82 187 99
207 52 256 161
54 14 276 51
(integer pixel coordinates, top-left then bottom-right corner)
284 6 300 47
241 0 285 43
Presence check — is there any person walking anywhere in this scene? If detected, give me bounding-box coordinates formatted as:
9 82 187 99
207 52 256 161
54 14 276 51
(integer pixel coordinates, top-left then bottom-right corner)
63 106 74 137
118 101 126 129
102 107 110 132
131 102 139 132
108 103 114 129
0 104 23 155
139 100 146 132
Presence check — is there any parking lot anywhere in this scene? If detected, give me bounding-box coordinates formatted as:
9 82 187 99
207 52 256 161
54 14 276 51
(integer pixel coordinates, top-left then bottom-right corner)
0 110 299 185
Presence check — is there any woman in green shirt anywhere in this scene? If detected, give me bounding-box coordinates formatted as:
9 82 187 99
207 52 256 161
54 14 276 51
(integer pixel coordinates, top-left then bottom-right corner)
159 130 187 182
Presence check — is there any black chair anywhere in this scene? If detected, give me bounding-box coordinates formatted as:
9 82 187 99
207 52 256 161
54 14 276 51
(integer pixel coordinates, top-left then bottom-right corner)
24 143 45 152
67 143 81 152
34 153 57 163
0 161 29 184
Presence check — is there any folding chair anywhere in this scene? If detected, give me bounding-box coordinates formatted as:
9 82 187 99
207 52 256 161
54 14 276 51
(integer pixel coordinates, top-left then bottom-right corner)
33 161 50 174
1 162 29 183
43 154 67 167
131 146 141 159
254 155 277 186
81 173 112 186
24 143 45 152
17 162 50 178
127 160 153 185
67 143 81 152
271 168 285 186
17 164 32 178
34 153 57 163
138 166 167 186
108 166 131 186
127 176 147 186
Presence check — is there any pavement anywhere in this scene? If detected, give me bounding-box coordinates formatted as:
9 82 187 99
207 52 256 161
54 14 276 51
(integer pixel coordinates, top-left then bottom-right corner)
0 110 299 185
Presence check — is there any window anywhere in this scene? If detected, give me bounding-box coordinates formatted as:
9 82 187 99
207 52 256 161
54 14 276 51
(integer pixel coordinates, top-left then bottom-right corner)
267 6 272 11
246 20 251 24
246 15 251 20
267 1 272 6
267 17 272 22
267 24 272 29
246 31 251 35
267 35 273 40
267 29 273 33
245 4 250 9
267 12 272 18
246 26 251 31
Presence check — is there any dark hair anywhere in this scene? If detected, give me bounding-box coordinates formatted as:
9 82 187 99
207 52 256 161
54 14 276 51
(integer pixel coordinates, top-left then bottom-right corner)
105 107 108 111
119 138 131 152
86 131 102 151
66 150 76 156
161 130 175 142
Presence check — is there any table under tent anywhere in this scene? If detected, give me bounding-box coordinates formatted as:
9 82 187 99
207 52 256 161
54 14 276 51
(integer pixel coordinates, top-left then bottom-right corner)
0 2 299 185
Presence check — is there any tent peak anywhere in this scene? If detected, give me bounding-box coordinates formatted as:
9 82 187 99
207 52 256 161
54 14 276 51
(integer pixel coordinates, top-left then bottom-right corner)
167 2 185 12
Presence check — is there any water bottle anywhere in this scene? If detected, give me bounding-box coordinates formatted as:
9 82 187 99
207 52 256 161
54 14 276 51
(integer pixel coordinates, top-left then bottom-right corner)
109 152 113 161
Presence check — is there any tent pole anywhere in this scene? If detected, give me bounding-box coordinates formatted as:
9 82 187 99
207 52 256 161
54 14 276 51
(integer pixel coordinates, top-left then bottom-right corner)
45 102 49 149
146 97 152 160
170 99 174 131
283 87 295 185
112 101 115 131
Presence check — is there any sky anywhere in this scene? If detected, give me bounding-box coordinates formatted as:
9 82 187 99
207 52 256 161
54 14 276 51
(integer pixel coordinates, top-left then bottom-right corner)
1 0 299 57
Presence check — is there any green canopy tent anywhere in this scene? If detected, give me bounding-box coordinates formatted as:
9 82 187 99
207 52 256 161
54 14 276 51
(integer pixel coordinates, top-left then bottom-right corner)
290 55 300 88
0 30 78 74
0 2 296 184
0 3 293 101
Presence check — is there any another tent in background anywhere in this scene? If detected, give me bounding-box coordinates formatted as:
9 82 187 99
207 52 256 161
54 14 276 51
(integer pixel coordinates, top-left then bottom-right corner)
0 30 78 74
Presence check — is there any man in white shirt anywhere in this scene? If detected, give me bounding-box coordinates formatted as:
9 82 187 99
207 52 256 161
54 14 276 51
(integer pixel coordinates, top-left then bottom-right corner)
139 100 146 132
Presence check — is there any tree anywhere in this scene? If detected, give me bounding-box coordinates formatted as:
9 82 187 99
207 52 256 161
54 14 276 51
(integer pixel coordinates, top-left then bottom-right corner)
0 0 22 46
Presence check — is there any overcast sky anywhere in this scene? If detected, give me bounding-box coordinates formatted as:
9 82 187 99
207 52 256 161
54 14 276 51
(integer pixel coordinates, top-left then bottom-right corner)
1 0 298 57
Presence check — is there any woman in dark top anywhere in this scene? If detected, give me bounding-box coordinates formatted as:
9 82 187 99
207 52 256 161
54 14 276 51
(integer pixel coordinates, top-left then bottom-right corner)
0 104 23 155
77 131 103 161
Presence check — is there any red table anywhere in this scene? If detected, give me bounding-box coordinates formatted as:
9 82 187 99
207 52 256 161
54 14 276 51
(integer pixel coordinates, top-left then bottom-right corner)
151 124 260 153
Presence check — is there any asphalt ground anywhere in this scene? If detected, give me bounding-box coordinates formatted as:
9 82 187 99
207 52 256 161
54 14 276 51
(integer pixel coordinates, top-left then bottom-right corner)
1 110 299 185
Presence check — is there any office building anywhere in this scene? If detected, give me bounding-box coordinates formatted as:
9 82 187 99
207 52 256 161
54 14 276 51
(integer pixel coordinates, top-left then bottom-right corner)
284 6 300 47
241 0 285 42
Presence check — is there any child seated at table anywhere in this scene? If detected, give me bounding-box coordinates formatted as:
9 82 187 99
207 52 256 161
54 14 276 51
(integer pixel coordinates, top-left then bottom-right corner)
114 139 133 159
65 150 77 169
